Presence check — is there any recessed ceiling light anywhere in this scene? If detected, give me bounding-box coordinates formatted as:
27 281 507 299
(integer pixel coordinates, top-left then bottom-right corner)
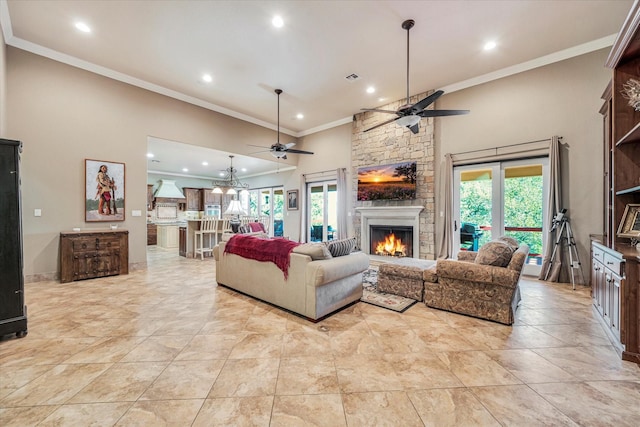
202 74 213 83
182 168 189 172
272 15 284 28
366 86 375 94
378 97 386 102
484 41 497 51
146 153 154 158
75 22 91 33
241 168 247 172
219 172 225 177
296 113 304 119
202 161 208 166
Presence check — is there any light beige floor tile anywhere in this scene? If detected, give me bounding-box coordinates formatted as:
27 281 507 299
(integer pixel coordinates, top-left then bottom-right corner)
383 352 464 389
483 348 577 383
62 336 147 364
175 332 247 360
119 335 192 362
334 354 404 393
530 381 640 426
271 394 346 426
7 248 640 425
408 388 501 426
39 402 132 427
227 333 284 359
192 396 273 427
415 324 487 352
437 351 522 387
471 384 578 425
531 346 640 381
282 331 333 357
116 399 204 426
329 324 384 357
1 363 111 406
69 361 168 403
0 406 59 427
532 323 612 347
209 358 279 397
276 356 340 395
139 359 225 400
342 391 423 427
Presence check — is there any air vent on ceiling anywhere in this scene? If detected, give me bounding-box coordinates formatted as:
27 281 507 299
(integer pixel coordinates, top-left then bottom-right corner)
345 73 360 81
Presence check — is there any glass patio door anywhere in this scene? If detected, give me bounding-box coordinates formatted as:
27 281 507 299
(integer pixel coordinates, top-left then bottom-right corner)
307 181 337 242
453 158 548 275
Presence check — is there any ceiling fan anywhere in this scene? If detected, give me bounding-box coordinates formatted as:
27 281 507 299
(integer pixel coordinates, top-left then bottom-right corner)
249 89 313 160
362 19 469 134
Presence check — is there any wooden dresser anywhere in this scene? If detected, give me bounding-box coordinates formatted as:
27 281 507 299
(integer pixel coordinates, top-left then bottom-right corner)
60 230 129 283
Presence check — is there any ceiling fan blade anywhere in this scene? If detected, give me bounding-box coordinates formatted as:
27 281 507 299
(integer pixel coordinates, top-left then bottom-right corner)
284 142 296 149
363 116 402 132
285 148 314 155
248 149 272 155
417 109 470 117
361 108 399 114
247 144 271 149
410 90 444 113
407 123 420 134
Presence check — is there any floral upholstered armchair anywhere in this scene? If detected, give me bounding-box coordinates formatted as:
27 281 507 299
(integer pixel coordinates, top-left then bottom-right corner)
425 238 530 325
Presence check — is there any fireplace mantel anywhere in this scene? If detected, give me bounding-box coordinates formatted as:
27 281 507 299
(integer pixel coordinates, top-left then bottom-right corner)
356 206 424 257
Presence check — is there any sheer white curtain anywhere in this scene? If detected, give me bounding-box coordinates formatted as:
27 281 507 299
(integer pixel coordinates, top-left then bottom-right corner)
539 136 563 281
437 153 454 259
298 174 307 243
336 168 348 240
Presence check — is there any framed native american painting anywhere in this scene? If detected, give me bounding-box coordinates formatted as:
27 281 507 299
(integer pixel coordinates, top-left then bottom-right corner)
85 159 125 222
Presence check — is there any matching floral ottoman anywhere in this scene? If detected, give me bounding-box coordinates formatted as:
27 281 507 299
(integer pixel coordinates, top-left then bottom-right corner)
377 258 437 301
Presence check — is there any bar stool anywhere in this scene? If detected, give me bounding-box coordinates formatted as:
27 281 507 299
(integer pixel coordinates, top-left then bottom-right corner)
194 217 218 260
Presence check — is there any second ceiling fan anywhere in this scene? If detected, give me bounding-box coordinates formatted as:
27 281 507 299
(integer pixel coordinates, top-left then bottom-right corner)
249 89 313 160
362 19 469 134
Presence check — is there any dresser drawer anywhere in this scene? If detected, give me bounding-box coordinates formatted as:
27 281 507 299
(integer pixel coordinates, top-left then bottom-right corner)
603 252 623 277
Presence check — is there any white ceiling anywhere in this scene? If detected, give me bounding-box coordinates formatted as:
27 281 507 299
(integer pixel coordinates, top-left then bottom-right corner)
0 0 633 177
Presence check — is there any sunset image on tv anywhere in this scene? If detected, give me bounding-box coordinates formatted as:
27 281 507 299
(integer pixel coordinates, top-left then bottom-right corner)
357 161 417 201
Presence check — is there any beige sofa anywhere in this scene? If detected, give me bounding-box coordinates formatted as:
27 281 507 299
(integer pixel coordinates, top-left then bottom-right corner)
425 242 530 325
213 239 369 321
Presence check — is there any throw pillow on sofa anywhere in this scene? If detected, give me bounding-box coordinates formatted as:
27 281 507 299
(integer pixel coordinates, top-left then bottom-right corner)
293 243 333 260
475 240 515 267
325 237 356 257
497 235 519 250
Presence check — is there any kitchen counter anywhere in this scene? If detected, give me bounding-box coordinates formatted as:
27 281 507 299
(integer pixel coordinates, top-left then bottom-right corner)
185 219 224 258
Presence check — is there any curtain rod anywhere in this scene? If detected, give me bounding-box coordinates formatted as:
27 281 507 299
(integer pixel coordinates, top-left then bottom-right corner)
452 136 562 157
303 168 341 177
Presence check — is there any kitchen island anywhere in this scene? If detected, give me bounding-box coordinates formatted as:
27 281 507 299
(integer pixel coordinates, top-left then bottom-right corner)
184 219 224 258
156 222 186 249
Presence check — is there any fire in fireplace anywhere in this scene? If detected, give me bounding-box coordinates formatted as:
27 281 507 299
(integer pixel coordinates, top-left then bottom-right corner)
370 225 413 257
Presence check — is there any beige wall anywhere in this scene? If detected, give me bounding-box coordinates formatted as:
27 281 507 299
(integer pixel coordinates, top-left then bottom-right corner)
6 48 299 280
435 48 610 269
6 42 611 282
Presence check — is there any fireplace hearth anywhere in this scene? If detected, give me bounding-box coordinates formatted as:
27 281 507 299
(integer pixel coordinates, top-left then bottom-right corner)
370 225 413 257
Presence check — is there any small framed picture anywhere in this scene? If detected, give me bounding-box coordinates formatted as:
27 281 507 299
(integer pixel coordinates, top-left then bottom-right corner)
85 159 125 222
617 203 640 238
287 189 299 210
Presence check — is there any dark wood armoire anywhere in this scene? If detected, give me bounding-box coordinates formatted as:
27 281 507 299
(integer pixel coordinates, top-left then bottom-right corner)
0 138 28 339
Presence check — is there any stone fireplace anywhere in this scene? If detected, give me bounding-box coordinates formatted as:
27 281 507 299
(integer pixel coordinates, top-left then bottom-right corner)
356 206 424 258
351 90 437 259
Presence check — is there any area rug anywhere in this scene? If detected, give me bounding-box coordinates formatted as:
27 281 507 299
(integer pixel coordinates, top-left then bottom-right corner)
361 266 417 312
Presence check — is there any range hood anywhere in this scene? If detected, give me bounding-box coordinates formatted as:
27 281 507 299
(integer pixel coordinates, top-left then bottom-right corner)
153 179 185 201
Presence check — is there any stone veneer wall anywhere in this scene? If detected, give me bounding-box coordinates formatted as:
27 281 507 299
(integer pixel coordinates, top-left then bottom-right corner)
352 90 436 260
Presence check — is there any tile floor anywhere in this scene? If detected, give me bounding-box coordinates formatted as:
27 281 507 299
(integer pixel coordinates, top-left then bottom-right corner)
1 247 640 426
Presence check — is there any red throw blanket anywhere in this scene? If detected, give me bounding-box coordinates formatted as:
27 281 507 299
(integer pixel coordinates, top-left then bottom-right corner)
224 234 301 278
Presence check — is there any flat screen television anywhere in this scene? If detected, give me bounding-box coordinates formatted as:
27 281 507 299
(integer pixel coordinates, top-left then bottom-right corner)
357 161 417 201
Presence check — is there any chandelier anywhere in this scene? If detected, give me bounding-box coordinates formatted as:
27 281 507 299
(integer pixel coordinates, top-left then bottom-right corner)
211 155 249 195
